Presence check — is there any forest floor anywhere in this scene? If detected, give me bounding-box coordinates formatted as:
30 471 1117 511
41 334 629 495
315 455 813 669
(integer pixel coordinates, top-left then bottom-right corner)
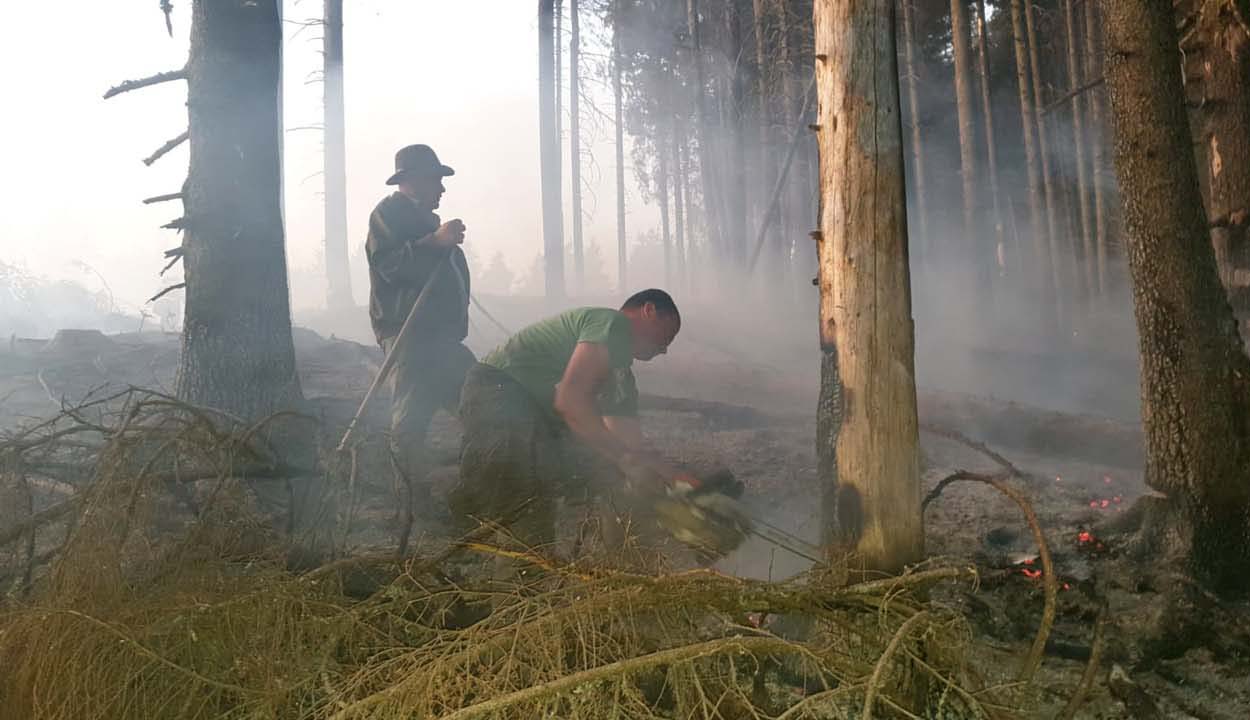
0 303 1247 718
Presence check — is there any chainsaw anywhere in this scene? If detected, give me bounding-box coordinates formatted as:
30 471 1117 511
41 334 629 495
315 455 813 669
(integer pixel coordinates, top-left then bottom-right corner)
651 469 823 563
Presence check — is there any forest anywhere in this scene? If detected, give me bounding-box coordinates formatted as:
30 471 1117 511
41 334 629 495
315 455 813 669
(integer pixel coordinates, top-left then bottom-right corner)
0 0 1248 718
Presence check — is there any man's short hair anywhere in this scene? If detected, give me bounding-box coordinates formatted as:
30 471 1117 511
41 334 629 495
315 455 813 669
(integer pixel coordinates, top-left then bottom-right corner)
621 289 680 318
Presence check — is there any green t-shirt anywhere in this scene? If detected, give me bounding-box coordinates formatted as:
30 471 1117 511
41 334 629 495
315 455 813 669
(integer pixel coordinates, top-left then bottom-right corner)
483 307 639 417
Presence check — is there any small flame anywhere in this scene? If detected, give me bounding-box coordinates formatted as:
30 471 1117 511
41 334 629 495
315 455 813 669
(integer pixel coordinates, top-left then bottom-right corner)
1021 568 1042 579
1078 531 1094 544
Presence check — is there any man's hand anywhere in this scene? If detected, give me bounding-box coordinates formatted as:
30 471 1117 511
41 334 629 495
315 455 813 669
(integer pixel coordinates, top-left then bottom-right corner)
430 218 466 247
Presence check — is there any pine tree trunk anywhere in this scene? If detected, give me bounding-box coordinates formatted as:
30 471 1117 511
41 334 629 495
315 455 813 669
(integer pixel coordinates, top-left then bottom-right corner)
539 0 565 298
1193 3 1250 335
974 0 1005 277
658 130 673 289
322 0 352 310
687 0 724 265
569 0 584 293
900 0 929 268
1082 0 1108 295
752 0 781 280
1026 0 1064 323
674 117 687 292
776 0 803 297
613 17 627 293
1063 0 1095 298
1010 0 1054 323
682 135 697 296
178 0 302 419
949 0 980 271
1103 0 1250 594
813 0 922 572
726 2 749 268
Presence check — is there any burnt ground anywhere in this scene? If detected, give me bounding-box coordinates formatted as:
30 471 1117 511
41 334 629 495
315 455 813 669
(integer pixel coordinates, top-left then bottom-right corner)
1 319 1248 718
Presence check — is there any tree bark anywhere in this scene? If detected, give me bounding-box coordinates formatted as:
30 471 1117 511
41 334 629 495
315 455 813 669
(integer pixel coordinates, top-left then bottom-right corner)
813 0 922 572
1103 0 1250 594
178 0 302 419
613 16 627 293
1025 0 1064 323
1063 0 1095 298
569 0 584 293
974 0 1005 276
539 0 565 298
322 0 352 311
1192 2 1250 335
1082 0 1108 295
900 0 929 268
1009 0 1054 322
949 0 980 270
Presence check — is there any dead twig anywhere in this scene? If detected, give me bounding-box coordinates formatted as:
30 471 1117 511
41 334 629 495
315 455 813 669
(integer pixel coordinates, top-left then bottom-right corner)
102 68 186 99
143 130 189 167
923 470 1056 683
148 283 185 304
142 191 184 205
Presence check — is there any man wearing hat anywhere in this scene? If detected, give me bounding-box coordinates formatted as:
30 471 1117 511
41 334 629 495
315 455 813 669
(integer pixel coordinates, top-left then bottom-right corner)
366 144 474 524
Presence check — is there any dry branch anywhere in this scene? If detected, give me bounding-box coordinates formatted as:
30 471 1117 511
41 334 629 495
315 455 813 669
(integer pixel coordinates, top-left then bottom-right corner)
102 68 186 99
1042 75 1106 116
142 192 184 205
1055 604 1107 720
143 130 189 166
147 283 185 304
862 611 930 719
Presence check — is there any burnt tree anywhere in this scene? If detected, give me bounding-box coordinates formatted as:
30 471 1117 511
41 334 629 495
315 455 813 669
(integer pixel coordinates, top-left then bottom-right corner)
177 0 302 419
949 0 979 270
814 0 922 572
1104 0 1250 594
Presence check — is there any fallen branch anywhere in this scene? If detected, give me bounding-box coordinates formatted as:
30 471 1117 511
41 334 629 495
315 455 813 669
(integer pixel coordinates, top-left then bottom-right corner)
1055 603 1107 720
0 496 79 547
142 192 184 205
862 611 930 720
920 423 1025 477
923 470 1057 683
147 283 185 304
102 68 186 99
1042 76 1106 116
143 130 189 167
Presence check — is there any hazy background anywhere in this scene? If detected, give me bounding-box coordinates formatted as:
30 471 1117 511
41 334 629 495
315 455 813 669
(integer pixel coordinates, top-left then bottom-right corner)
0 1 655 318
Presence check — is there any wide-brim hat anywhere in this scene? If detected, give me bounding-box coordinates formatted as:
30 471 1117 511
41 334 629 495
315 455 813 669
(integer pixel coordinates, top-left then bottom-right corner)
386 144 455 185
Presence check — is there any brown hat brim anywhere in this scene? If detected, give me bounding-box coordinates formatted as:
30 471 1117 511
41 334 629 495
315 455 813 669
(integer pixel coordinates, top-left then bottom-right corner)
385 165 455 185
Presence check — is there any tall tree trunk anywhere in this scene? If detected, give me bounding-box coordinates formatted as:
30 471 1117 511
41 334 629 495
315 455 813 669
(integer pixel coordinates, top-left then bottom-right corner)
974 0 1005 276
178 0 302 419
813 0 922 572
752 0 781 280
776 0 804 296
322 0 352 310
674 117 687 292
1063 0 1095 298
658 131 673 289
726 1 749 268
682 134 698 296
687 0 724 266
569 0 584 293
1026 0 1064 322
1103 0 1250 594
539 0 565 298
1192 2 1250 336
1010 0 1054 324
613 16 627 293
1082 0 1108 295
949 0 980 271
900 0 929 268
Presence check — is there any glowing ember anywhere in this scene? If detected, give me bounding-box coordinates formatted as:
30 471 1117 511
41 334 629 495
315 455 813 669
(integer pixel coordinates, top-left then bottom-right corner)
1100 499 1110 508
1055 476 1063 482
1104 475 1113 484
1021 568 1042 579
1063 582 1071 591
1078 531 1094 544
1089 500 1099 508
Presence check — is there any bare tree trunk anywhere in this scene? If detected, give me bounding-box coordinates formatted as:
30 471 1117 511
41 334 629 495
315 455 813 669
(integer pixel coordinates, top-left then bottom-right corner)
949 0 980 271
814 0 922 572
1190 2 1250 336
752 0 781 280
900 0 929 268
613 18 627 293
178 0 302 419
776 0 802 296
687 0 724 267
322 0 352 310
569 0 584 293
1010 0 1054 322
1063 0 1095 298
726 2 749 268
1103 0 1250 594
974 0 1005 276
658 130 673 289
539 0 565 298
674 117 687 292
1082 0 1108 295
1026 0 1064 322
681 134 697 296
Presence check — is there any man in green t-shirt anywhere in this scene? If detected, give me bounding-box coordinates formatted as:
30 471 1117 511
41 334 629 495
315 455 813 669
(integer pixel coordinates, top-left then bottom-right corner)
451 289 697 550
